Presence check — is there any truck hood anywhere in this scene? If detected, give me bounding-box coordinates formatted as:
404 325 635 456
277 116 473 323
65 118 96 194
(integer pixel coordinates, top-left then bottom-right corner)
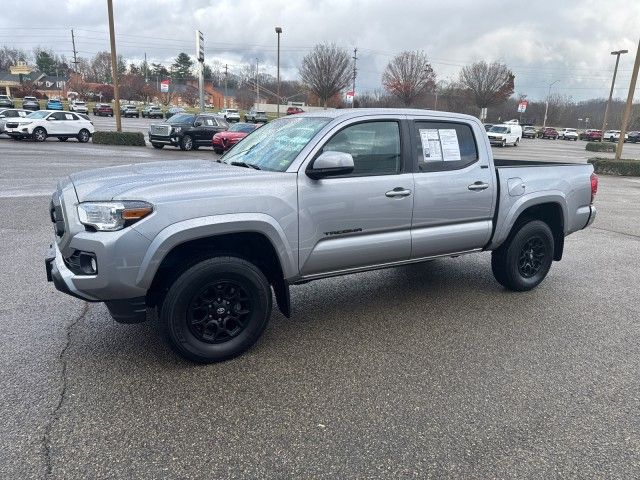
70 159 261 201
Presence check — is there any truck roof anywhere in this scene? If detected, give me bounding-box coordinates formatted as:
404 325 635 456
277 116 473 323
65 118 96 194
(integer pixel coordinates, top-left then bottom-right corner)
295 108 481 124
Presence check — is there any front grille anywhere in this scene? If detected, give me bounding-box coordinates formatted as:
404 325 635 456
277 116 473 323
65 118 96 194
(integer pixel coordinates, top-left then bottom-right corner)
150 124 171 136
5 122 19 128
50 193 65 237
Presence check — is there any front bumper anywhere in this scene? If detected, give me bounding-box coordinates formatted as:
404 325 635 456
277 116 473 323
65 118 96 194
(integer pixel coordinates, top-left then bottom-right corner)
45 242 148 323
5 127 33 138
149 134 180 146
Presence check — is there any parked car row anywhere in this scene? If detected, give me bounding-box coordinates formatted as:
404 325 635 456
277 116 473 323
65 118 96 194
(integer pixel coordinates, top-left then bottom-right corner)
483 123 640 144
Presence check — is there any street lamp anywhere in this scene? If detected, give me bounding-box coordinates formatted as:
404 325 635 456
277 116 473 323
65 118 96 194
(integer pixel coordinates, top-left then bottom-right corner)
275 26 282 118
542 80 559 128
601 49 628 134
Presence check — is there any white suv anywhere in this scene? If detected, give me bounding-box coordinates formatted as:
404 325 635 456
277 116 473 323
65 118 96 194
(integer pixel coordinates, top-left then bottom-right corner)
218 108 240 122
558 128 578 141
603 130 628 142
4 110 94 142
69 100 89 114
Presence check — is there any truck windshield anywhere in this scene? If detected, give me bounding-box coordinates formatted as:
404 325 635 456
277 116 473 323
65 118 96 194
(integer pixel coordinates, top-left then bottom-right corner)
489 126 508 133
223 116 330 171
168 114 194 124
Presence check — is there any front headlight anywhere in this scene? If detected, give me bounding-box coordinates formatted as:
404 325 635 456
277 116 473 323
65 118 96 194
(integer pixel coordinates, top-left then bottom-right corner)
77 201 153 231
18 121 32 126
172 126 182 133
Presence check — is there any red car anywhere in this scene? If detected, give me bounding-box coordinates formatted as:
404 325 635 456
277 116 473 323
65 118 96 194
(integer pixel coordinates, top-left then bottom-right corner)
580 129 602 141
286 106 304 115
212 122 258 154
92 103 114 117
538 127 559 139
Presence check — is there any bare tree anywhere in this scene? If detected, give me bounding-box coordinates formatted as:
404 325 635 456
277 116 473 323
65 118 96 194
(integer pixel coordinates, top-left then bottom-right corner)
299 44 352 108
382 50 436 106
459 61 514 110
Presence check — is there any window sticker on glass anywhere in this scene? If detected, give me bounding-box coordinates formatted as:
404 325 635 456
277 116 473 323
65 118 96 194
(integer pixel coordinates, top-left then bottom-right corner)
438 129 461 161
419 129 442 162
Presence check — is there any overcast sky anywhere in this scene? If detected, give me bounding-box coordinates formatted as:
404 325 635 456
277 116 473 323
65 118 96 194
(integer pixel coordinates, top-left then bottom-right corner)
2 0 638 101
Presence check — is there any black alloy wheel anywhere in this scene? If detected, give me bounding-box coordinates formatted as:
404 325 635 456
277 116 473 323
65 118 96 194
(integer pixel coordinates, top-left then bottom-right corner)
160 256 272 363
187 281 251 344
517 236 547 278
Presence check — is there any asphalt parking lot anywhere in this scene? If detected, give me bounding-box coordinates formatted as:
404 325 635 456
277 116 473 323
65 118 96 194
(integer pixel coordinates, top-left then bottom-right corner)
1 137 639 479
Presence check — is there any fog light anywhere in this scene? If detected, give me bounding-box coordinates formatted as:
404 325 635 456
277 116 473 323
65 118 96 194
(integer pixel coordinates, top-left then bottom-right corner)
79 252 98 275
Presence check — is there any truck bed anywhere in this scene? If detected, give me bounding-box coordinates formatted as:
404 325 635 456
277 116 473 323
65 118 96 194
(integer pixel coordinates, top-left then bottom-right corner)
489 159 595 250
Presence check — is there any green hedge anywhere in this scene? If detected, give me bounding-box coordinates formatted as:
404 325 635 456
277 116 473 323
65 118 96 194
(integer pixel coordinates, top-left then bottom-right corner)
588 157 640 176
585 141 616 153
92 131 146 146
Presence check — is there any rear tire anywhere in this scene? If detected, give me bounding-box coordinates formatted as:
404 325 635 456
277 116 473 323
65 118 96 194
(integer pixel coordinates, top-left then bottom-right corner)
152 143 164 149
491 220 554 292
77 129 90 143
214 148 223 154
160 256 272 363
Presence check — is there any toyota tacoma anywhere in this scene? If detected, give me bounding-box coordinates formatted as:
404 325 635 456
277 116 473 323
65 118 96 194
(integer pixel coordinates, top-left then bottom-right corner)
46 109 598 363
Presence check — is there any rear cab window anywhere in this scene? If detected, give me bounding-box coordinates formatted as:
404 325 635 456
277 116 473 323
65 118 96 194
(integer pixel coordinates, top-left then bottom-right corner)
411 121 479 172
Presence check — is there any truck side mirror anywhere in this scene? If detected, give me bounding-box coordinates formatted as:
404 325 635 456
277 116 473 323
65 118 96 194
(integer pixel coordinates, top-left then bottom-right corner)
306 151 354 180
194 121 202 127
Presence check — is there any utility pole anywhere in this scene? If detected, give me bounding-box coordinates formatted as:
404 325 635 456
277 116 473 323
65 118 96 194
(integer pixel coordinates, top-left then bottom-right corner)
602 49 628 135
352 47 357 107
224 64 228 108
144 52 148 83
107 0 121 132
70 29 78 72
615 39 640 161
275 27 282 117
542 80 559 128
255 58 259 108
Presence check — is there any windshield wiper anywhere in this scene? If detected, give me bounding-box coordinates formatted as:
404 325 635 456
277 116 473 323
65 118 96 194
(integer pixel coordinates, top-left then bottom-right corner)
230 161 261 170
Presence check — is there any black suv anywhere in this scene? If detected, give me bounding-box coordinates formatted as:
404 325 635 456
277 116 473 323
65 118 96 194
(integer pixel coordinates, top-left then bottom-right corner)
148 113 228 151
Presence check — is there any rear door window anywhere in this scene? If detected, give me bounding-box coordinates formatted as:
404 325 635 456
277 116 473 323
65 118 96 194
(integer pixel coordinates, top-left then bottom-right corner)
412 121 478 172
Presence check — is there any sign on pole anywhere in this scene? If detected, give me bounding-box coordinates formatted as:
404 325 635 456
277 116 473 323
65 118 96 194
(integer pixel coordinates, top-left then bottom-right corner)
517 100 528 113
346 91 355 104
160 79 170 92
196 30 204 63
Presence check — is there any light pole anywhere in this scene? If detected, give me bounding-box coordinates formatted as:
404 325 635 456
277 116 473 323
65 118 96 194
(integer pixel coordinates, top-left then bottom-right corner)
275 27 282 117
602 49 628 135
542 80 559 128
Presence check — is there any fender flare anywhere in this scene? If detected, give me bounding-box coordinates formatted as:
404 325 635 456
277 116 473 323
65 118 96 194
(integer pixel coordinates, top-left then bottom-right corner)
134 213 297 289
489 191 567 250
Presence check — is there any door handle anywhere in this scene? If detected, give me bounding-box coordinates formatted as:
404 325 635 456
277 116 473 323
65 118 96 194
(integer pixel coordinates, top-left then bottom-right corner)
385 187 412 198
468 181 489 191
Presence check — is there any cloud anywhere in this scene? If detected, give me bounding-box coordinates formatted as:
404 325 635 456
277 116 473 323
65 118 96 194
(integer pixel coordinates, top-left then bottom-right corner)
1 0 638 100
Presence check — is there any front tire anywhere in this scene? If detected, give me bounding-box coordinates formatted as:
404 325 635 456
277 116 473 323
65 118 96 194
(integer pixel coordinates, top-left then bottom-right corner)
491 220 554 291
33 127 47 142
179 135 194 151
160 257 272 363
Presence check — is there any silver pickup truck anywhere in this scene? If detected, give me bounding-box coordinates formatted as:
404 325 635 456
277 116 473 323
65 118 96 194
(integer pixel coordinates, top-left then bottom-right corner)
46 109 598 363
